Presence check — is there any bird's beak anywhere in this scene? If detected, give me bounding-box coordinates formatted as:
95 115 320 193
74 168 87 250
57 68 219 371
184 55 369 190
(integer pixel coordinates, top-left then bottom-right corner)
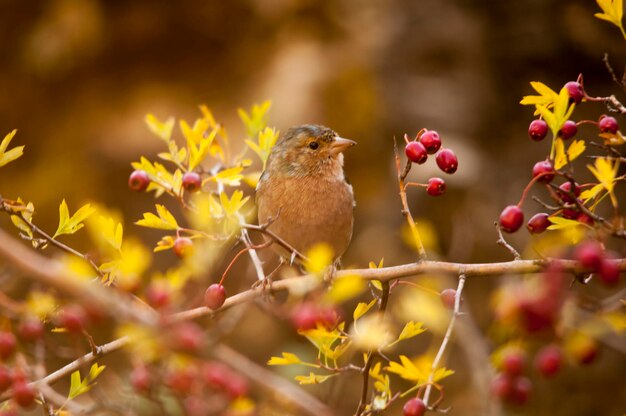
330 136 356 154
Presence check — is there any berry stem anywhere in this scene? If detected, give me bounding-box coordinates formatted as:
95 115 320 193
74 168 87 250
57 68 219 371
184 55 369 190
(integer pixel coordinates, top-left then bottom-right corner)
219 240 273 285
517 171 555 207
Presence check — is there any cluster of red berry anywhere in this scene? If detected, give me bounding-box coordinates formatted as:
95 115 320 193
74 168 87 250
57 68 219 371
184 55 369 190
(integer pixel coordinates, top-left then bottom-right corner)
129 170 202 193
499 80 620 235
404 130 458 196
131 359 249 415
0 323 44 412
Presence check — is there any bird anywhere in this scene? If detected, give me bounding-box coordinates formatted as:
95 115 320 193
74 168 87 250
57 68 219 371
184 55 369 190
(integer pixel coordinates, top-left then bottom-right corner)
255 124 356 265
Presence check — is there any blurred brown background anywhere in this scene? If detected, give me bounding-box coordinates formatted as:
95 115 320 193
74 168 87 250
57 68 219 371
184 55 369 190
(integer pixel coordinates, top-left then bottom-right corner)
1 0 624 415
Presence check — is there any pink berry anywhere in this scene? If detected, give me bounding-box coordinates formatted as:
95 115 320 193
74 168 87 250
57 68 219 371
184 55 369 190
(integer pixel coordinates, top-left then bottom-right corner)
224 374 249 398
502 349 527 377
535 345 562 377
403 398 426 416
165 367 195 394
130 365 152 393
291 303 319 331
426 177 446 196
491 373 513 399
182 171 202 192
564 81 584 104
145 284 171 309
0 366 12 392
435 148 458 174
499 205 524 233
17 319 44 343
128 170 150 192
57 305 87 333
510 376 532 405
173 237 193 258
405 141 428 164
576 212 594 226
532 160 554 183
559 120 577 140
204 283 226 310
573 240 604 272
201 361 232 389
0 332 16 360
12 380 35 408
419 130 442 154
558 181 580 203
528 119 548 141
598 256 620 287
598 115 619 134
440 288 457 309
171 322 205 352
527 213 551 234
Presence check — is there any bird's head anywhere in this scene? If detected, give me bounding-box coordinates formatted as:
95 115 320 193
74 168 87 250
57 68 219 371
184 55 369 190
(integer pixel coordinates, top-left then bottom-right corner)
267 124 355 177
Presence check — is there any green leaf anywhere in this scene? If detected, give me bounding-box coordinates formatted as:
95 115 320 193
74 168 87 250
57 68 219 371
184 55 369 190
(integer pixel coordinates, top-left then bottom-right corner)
53 200 96 238
68 363 106 400
0 129 24 168
135 204 179 230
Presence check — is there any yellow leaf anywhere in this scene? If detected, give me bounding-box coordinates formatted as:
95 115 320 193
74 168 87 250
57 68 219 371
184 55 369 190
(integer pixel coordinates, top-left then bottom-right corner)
386 355 426 383
25 291 58 320
304 243 334 275
588 157 620 207
594 0 624 29
206 166 244 187
135 204 179 230
219 190 249 218
0 129 24 168
238 101 272 138
393 321 427 344
324 273 365 304
294 372 336 385
53 200 96 238
547 216 583 230
554 139 585 170
520 82 559 107
353 299 377 321
116 324 162 362
145 114 174 143
268 352 303 366
245 127 279 170
351 314 393 350
154 235 176 252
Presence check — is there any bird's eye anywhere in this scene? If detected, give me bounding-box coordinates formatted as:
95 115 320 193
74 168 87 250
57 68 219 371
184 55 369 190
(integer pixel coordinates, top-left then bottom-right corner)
308 141 319 150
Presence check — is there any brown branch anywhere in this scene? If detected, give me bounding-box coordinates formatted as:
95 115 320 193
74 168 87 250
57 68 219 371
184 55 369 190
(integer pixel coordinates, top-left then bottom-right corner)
393 138 427 260
243 223 307 262
494 222 521 260
0 227 157 327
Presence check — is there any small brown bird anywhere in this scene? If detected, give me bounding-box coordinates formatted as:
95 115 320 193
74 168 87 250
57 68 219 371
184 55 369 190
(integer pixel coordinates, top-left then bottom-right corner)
255 124 356 264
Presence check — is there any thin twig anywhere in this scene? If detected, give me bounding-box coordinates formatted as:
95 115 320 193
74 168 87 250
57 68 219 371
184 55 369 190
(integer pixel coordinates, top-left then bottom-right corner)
423 273 467 407
393 137 427 261
242 223 307 262
241 228 266 282
494 222 521 260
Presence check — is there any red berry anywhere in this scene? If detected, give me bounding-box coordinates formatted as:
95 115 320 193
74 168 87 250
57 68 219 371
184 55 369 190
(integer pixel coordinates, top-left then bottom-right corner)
598 115 619 134
291 303 319 331
405 141 428 164
204 283 226 310
12 380 35 408
166 367 195 394
224 374 249 398
528 119 548 141
564 81 584 104
572 336 599 365
535 345 562 377
558 120 577 140
0 366 12 392
502 349 527 377
17 319 44 343
201 361 232 389
402 398 426 416
182 171 202 192
510 376 532 405
57 305 87 333
318 306 340 328
576 212 594 226
171 322 205 352
573 240 604 272
598 256 620 287
130 365 152 393
419 130 442 154
128 170 150 192
527 213 551 234
499 205 524 233
491 373 513 399
426 177 446 196
145 284 171 309
558 181 580 203
440 288 457 309
518 297 555 333
532 160 554 183
0 332 16 360
435 148 458 174
173 237 193 258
